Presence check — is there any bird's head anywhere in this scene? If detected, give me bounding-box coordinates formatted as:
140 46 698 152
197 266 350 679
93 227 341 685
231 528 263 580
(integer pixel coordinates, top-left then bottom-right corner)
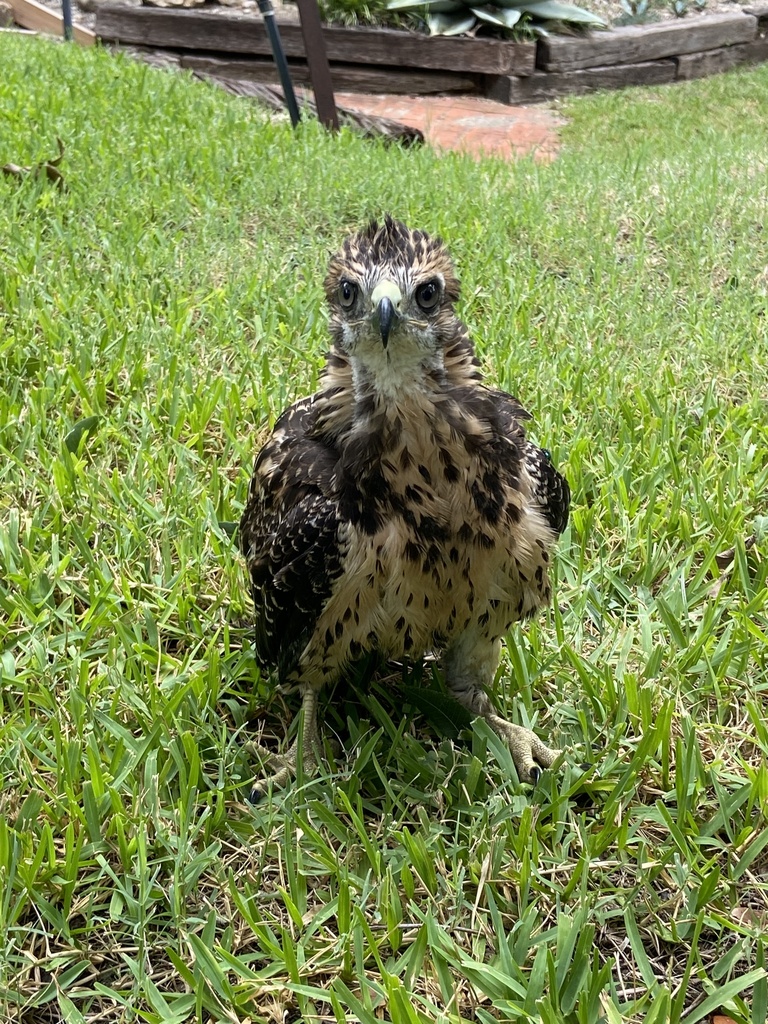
324 216 462 393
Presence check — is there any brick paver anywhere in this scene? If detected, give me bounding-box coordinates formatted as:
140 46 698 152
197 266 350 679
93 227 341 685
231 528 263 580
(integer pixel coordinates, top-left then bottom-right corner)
335 91 564 160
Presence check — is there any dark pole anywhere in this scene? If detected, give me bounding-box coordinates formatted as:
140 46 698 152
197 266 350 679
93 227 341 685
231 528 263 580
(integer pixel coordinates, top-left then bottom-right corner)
257 0 301 129
295 0 339 131
61 0 73 40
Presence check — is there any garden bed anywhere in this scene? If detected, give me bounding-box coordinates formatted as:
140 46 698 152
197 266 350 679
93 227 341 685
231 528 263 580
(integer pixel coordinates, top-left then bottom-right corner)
95 1 768 102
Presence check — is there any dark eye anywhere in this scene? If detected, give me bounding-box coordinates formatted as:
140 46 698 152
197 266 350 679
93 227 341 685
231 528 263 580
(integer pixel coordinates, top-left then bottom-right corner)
415 280 440 312
339 280 358 309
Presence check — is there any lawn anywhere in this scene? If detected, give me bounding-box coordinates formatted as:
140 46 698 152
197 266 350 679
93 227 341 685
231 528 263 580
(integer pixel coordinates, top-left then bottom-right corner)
1 34 767 1024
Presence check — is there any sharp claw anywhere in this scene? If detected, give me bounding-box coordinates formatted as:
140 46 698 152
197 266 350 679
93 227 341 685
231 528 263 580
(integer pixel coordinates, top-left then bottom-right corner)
484 715 561 783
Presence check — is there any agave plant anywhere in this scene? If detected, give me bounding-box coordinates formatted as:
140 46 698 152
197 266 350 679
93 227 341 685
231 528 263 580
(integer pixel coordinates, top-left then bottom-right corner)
388 0 605 36
615 0 656 24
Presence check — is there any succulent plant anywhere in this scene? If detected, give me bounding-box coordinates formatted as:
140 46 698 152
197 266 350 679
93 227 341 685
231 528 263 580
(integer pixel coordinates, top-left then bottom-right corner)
387 0 605 37
615 0 656 25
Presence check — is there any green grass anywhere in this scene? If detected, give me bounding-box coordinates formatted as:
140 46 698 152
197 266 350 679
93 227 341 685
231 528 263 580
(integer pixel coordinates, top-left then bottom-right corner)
1 35 767 1023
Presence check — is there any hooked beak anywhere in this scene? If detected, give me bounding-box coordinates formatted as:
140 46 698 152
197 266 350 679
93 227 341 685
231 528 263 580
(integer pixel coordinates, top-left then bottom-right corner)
378 297 395 348
370 280 402 349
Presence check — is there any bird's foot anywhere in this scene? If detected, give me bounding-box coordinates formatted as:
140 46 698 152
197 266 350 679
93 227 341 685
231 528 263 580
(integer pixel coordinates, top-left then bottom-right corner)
246 686 322 801
486 715 561 784
246 738 318 802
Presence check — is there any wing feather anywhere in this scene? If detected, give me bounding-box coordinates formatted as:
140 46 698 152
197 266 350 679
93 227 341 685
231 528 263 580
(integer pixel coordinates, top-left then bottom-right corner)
492 389 570 536
523 442 570 535
239 398 346 681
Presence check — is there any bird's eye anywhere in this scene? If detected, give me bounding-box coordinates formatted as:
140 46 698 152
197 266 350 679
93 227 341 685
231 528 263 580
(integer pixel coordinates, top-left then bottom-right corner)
339 280 358 309
415 280 440 312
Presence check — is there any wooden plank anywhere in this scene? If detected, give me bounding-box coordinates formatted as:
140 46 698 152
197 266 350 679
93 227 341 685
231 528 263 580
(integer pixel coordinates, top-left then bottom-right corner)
8 0 96 43
676 36 768 78
538 12 756 72
296 0 338 131
95 5 534 74
487 59 677 103
310 23 534 75
179 53 480 94
95 8 278 53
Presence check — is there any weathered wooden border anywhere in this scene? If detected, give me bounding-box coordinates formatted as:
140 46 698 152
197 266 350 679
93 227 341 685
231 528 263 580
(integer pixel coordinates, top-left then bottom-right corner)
677 35 768 78
488 58 678 103
95 4 536 75
9 0 96 43
177 52 480 93
537 11 756 70
91 3 768 105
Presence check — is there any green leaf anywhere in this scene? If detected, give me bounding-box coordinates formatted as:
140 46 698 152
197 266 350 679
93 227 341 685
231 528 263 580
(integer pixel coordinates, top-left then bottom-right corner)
400 683 473 738
331 979 381 1024
388 0 466 10
496 5 522 23
511 0 605 22
56 993 86 1024
471 4 522 24
427 10 477 32
0 651 15 681
623 907 658 991
64 415 100 454
733 827 768 879
680 968 768 1024
217 520 238 538
754 941 766 1024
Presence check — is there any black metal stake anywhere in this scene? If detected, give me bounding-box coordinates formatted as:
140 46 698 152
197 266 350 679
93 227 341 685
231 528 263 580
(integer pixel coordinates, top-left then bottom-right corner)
61 0 74 40
257 0 301 129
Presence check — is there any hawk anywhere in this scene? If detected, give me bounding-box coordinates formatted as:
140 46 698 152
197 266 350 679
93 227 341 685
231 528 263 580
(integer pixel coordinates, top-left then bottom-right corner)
240 216 570 798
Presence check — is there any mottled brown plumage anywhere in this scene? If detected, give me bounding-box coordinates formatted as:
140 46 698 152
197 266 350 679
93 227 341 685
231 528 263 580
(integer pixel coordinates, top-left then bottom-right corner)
240 216 569 797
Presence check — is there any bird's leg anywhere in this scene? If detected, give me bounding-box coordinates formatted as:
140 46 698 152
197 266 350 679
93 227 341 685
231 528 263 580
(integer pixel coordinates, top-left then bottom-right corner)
248 685 322 800
442 635 560 783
